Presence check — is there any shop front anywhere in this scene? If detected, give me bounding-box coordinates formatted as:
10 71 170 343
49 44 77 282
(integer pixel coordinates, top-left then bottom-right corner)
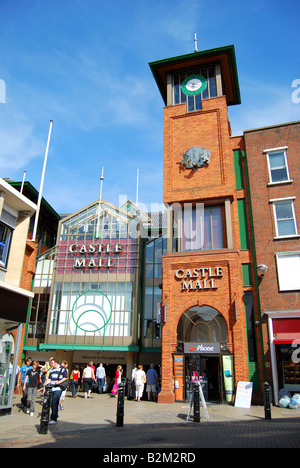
159 251 250 404
266 312 300 405
173 305 235 403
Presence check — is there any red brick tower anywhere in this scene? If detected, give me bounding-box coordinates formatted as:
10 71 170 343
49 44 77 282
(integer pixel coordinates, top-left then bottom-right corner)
150 45 261 403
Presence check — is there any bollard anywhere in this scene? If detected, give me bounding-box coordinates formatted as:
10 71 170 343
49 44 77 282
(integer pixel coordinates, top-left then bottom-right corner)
40 385 52 434
263 382 272 420
116 382 125 427
193 382 200 423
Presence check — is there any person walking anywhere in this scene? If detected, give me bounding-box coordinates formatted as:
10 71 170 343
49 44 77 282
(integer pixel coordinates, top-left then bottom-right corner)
23 361 41 416
59 360 68 410
18 358 32 411
70 365 80 398
134 364 146 402
111 365 123 396
83 362 95 399
45 358 68 425
95 363 106 394
146 364 158 402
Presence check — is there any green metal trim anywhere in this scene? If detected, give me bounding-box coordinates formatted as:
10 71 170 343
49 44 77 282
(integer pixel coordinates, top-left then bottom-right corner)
140 347 162 353
237 199 250 250
242 150 266 383
8 180 61 220
35 344 140 352
181 74 207 95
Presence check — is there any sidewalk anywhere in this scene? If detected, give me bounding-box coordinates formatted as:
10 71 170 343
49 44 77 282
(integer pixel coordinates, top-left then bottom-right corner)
1 392 300 448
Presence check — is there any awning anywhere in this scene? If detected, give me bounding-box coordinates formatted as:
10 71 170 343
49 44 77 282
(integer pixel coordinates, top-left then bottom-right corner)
273 318 300 345
273 333 300 345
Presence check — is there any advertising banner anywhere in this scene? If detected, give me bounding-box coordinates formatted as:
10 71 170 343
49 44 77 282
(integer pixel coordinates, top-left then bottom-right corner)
222 355 234 403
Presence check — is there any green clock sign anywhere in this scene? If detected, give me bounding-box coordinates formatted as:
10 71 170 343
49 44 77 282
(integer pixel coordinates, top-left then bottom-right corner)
181 74 207 95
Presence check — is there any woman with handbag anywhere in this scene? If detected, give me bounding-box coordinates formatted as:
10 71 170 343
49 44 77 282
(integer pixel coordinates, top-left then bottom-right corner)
83 362 95 399
134 364 146 402
111 365 123 397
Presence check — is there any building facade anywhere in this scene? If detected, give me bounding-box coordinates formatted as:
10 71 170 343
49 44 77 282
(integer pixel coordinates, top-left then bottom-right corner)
0 178 37 414
244 122 300 405
150 45 263 404
23 199 165 381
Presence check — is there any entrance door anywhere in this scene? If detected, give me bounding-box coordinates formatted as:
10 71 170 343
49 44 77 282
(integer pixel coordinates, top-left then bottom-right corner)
184 354 222 402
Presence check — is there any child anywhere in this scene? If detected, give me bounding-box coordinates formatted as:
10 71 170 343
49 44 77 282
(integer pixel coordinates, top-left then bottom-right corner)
23 361 41 416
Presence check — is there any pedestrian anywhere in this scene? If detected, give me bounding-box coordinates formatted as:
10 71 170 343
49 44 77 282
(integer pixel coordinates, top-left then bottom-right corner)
111 365 123 397
59 360 68 410
146 364 158 401
39 367 47 393
90 361 96 390
130 363 138 400
83 362 95 399
134 364 146 402
70 365 80 397
45 358 68 425
95 363 106 393
18 358 32 411
23 361 41 416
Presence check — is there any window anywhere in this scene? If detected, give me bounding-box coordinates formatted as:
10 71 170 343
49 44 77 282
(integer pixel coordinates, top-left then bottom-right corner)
0 222 13 268
276 253 300 291
271 198 298 238
182 205 224 252
173 67 217 111
266 148 291 184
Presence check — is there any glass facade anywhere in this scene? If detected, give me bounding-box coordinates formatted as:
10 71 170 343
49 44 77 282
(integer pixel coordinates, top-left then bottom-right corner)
143 235 166 345
26 201 141 350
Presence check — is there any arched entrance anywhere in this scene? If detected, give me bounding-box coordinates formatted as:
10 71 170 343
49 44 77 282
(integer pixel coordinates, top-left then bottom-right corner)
175 305 231 402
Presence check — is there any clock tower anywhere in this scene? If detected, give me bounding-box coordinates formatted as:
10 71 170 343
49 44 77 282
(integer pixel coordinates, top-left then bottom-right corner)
149 45 262 403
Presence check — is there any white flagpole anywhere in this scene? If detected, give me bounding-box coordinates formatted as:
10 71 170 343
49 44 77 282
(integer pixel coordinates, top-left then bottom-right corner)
96 166 104 238
136 167 139 207
31 120 53 242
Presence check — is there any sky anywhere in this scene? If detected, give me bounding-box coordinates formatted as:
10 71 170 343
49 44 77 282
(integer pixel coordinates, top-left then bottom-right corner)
0 0 300 215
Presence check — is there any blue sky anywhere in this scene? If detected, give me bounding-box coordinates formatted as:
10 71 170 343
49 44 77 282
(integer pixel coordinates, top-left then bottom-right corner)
0 0 299 214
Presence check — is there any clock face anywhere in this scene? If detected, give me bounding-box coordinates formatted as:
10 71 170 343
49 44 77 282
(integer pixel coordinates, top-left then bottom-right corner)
181 74 207 95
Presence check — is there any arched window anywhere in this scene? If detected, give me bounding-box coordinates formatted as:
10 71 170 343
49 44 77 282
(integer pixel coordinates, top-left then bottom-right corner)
177 305 228 352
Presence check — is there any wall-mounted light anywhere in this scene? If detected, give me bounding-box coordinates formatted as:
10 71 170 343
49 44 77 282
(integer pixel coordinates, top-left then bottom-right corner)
257 264 268 277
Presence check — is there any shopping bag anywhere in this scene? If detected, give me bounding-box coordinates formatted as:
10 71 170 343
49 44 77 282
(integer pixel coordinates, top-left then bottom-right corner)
111 383 119 395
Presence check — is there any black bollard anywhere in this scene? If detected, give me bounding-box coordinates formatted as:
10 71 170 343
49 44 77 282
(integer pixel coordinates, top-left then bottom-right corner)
40 385 52 434
116 382 125 427
193 382 200 423
263 382 272 420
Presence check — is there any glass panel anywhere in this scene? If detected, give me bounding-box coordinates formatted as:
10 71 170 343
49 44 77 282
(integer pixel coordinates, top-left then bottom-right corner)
276 201 296 236
0 223 12 268
269 152 288 182
276 201 294 220
173 75 179 104
187 95 194 112
208 67 217 98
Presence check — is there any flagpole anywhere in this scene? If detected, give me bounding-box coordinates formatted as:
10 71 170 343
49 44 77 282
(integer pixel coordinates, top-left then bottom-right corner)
96 166 104 238
31 120 53 242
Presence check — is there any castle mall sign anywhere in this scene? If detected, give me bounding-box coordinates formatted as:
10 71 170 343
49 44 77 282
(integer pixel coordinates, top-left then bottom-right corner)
56 240 138 274
175 266 223 291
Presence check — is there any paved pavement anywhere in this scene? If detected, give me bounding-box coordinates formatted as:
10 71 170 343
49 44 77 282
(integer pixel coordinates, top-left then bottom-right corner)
1 391 300 449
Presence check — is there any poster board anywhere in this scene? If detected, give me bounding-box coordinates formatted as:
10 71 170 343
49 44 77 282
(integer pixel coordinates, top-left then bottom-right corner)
234 381 253 408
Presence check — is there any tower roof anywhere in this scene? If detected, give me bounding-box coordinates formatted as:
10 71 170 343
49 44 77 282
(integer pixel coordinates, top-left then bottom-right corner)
149 44 241 106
